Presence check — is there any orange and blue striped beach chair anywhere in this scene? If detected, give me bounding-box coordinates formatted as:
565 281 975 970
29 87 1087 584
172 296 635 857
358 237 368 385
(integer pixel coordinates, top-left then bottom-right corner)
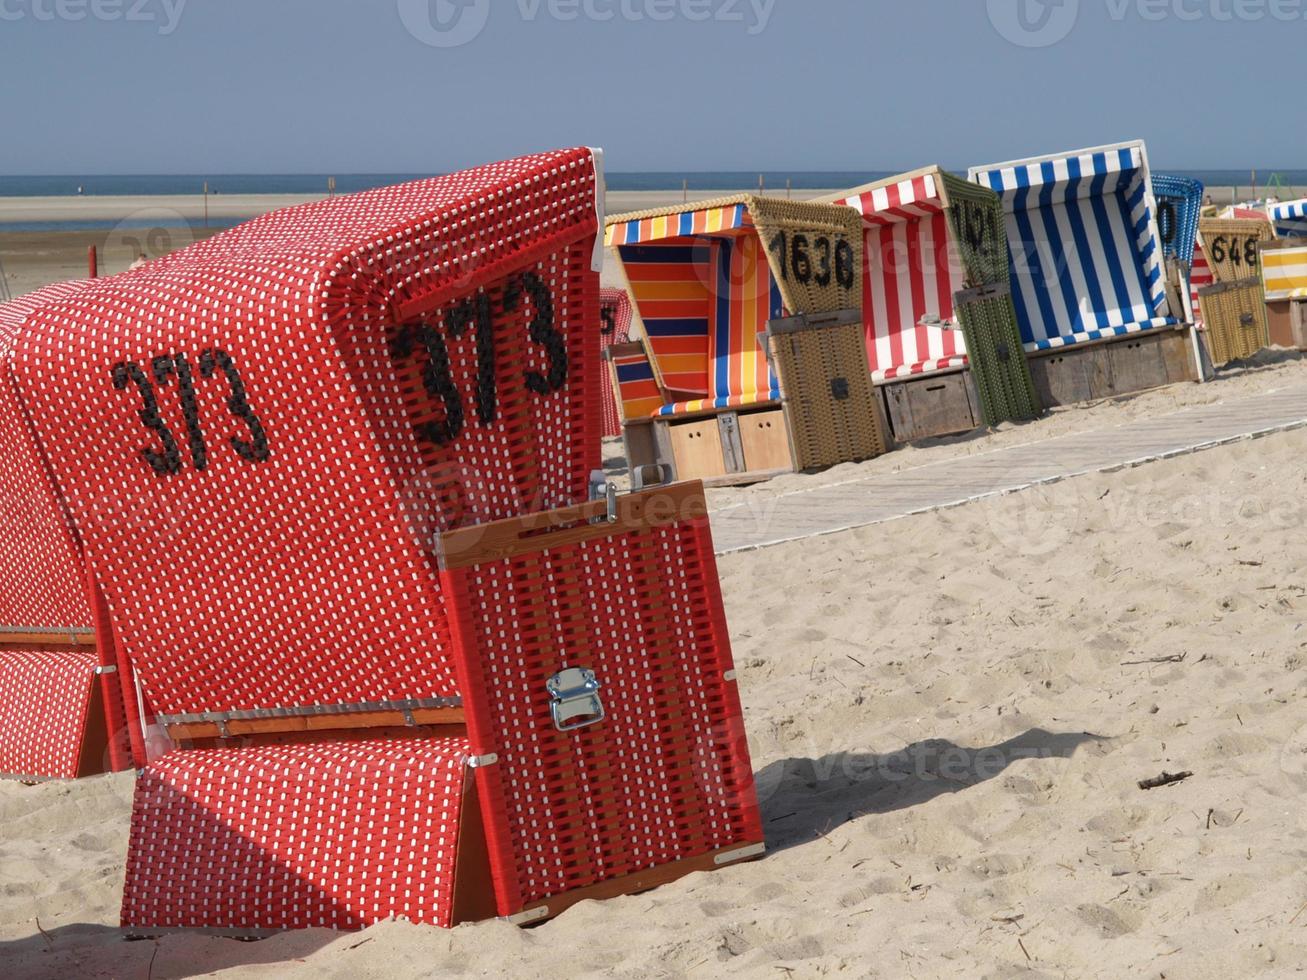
606 195 886 483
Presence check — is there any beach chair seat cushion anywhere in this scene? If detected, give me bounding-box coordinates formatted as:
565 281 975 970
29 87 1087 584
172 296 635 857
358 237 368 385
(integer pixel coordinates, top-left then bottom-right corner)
872 354 970 383
121 737 473 930
0 650 101 780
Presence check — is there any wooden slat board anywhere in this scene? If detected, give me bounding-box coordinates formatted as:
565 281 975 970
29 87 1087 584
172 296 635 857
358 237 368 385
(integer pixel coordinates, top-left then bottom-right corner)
708 384 1307 554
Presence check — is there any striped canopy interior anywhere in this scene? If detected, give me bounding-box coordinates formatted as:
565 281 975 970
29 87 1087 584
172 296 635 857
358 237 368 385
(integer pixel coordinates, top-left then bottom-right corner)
610 203 783 417
969 145 1176 352
832 172 969 383
609 345 666 421
1270 199 1307 238
1263 243 1307 300
1189 240 1213 328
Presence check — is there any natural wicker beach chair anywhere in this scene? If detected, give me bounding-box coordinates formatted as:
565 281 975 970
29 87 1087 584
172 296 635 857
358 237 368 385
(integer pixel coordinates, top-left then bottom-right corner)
8 149 763 932
605 196 886 484
1196 216 1275 365
969 142 1201 406
0 281 133 781
818 167 1041 441
598 287 633 438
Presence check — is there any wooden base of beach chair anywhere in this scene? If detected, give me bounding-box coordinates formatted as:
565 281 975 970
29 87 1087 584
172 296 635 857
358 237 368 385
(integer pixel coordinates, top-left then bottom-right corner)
122 484 764 934
1027 327 1198 408
1266 300 1307 351
878 368 980 443
655 407 794 486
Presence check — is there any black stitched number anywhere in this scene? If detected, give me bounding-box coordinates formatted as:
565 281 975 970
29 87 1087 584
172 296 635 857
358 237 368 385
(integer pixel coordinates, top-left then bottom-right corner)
522 271 567 394
444 295 498 427
1211 236 1227 264
790 234 812 284
770 229 855 290
1244 237 1259 267
112 348 266 476
112 360 182 476
199 348 270 463
394 323 464 446
813 236 832 287
835 238 855 290
767 231 788 280
152 353 208 471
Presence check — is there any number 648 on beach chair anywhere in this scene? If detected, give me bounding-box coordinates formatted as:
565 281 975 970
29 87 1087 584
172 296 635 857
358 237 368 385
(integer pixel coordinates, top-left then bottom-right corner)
7 149 764 932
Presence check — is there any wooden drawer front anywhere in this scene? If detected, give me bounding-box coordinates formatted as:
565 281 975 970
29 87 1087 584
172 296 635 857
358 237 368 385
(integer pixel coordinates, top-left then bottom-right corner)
737 409 793 474
881 372 977 443
667 417 729 480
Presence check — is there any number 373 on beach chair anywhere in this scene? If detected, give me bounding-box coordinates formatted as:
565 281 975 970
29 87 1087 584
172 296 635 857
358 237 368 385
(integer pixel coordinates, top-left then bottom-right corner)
7 149 764 932
605 196 887 486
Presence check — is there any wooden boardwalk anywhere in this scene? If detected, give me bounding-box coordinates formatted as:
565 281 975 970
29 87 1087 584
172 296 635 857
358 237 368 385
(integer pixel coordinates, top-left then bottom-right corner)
710 385 1307 554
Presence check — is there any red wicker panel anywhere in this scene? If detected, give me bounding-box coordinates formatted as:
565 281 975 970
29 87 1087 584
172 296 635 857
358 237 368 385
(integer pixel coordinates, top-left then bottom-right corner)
121 737 470 931
0 650 98 780
9 149 604 719
0 282 95 631
443 515 763 915
599 288 633 437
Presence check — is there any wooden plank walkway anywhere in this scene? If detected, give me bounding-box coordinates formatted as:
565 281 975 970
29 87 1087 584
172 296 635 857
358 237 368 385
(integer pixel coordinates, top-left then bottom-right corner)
710 385 1307 555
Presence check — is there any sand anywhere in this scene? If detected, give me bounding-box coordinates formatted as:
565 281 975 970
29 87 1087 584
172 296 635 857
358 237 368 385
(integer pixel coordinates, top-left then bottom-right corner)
5 193 1307 978
5 358 1307 977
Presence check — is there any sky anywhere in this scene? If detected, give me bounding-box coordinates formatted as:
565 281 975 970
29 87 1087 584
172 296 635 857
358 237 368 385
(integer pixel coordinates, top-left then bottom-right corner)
0 0 1302 175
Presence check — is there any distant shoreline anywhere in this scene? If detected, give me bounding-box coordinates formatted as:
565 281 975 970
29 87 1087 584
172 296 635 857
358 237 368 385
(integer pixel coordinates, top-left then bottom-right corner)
0 184 1300 233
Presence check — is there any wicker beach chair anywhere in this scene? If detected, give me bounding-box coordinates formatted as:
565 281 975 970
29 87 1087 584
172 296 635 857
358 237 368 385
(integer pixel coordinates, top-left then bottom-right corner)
598 287 633 438
819 167 1040 441
1196 216 1275 365
968 142 1200 407
7 149 762 932
1152 175 1213 379
605 196 886 484
0 281 133 781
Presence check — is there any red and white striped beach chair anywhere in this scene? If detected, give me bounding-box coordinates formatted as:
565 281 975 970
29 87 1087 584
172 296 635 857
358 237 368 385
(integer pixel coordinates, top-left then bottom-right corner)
606 196 886 483
822 167 1040 441
0 281 134 781
7 149 762 931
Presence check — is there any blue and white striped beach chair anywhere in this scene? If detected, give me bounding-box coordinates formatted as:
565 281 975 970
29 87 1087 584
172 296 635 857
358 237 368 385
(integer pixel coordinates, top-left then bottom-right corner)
967 142 1199 404
1269 199 1307 238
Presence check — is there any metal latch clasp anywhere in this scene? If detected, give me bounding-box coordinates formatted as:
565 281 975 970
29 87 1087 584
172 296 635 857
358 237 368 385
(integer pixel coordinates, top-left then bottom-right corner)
547 667 604 732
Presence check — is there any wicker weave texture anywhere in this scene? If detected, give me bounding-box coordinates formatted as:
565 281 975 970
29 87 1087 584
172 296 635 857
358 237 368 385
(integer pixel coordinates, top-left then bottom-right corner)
1197 218 1274 284
768 318 886 469
938 172 1013 288
443 510 762 917
957 292 1041 426
120 738 470 931
1200 283 1269 365
746 198 864 315
0 650 98 780
0 282 96 632
9 150 604 721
